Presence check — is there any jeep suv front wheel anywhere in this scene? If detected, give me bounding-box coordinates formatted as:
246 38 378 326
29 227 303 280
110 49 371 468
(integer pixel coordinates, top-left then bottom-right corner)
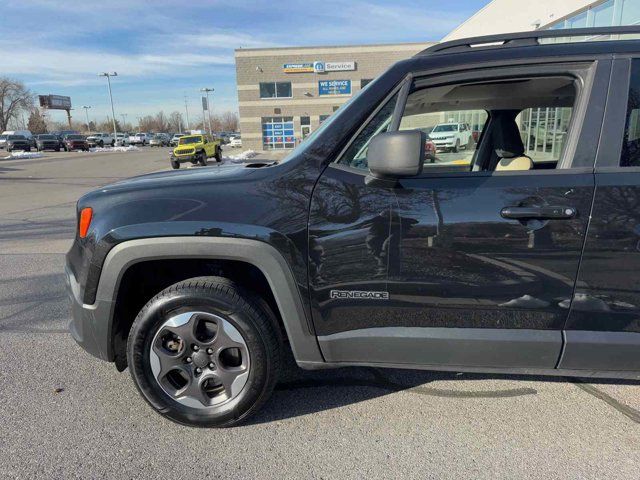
127 276 281 427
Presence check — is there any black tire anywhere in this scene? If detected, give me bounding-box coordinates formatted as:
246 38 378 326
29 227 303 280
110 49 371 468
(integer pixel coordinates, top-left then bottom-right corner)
56 147 60 152
452 139 459 153
111 140 115 147
215 147 222 163
6 147 11 153
171 159 180 169
127 277 282 427
199 151 208 166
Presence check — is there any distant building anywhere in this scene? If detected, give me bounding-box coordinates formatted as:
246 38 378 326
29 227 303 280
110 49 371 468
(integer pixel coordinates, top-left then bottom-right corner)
234 43 433 151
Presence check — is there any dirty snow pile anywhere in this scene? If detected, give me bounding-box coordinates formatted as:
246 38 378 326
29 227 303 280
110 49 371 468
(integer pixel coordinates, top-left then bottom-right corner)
3 151 44 159
89 145 140 153
223 150 257 163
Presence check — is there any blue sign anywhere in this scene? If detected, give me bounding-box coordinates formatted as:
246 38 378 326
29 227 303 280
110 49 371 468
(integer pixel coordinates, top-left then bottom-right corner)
313 61 325 73
319 80 351 96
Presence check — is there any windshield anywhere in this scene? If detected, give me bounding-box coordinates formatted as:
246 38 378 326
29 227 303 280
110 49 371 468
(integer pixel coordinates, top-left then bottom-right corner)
9 135 25 140
179 136 202 145
433 124 458 133
0 135 6 140
67 135 84 140
39 135 55 139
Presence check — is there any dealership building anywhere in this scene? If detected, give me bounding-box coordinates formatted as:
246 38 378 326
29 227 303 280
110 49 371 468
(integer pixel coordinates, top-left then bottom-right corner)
235 0 640 151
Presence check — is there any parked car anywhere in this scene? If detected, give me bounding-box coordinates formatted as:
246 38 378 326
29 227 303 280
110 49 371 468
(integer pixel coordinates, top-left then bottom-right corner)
86 133 114 148
228 135 242 148
424 138 436 163
170 133 185 147
0 134 7 149
169 134 222 168
115 133 130 146
428 122 473 152
129 133 152 146
2 130 34 148
149 133 170 147
5 134 32 152
67 26 640 428
35 134 61 152
63 134 89 151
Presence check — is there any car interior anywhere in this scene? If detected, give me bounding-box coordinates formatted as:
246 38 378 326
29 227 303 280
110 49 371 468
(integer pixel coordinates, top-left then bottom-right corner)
400 75 577 173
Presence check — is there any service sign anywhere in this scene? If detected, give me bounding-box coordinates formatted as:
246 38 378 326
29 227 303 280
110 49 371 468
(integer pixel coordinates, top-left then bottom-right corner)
318 79 351 96
283 63 314 73
325 61 356 72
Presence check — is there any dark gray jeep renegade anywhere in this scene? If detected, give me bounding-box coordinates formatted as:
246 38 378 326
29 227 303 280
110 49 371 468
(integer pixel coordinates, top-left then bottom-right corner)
67 26 640 427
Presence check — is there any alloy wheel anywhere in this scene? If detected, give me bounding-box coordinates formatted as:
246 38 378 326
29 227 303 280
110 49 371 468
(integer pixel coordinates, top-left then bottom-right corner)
149 311 250 409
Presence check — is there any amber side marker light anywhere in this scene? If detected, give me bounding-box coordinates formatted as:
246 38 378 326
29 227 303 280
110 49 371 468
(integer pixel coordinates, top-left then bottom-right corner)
79 207 93 238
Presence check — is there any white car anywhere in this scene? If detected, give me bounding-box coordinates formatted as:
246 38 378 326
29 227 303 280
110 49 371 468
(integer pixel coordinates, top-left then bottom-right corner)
115 133 130 146
170 133 185 147
228 135 242 148
86 133 114 147
428 122 473 152
129 133 152 145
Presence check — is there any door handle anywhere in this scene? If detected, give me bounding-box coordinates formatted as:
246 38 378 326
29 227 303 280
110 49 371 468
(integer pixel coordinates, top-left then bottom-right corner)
500 206 577 220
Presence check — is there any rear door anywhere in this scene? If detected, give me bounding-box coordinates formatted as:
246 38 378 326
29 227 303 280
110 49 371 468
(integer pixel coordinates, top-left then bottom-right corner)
313 60 610 369
560 57 640 372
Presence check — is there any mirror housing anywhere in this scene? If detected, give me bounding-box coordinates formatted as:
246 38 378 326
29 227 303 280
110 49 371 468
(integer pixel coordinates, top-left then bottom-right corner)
367 130 426 179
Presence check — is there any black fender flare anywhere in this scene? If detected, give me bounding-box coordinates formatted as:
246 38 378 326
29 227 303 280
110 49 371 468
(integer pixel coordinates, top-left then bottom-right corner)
88 237 324 367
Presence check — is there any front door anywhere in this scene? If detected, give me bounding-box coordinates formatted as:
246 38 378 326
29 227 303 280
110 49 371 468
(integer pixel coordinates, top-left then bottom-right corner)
312 61 610 369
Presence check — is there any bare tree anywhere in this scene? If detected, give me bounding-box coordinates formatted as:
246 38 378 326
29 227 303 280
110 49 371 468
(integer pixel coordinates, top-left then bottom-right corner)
220 111 238 132
0 77 33 131
168 111 183 132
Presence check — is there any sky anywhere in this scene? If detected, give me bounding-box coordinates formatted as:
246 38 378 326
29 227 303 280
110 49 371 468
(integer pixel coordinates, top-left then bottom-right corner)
0 0 489 125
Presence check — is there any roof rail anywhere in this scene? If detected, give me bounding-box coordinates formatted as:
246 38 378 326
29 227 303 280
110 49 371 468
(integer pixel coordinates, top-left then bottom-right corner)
418 25 640 56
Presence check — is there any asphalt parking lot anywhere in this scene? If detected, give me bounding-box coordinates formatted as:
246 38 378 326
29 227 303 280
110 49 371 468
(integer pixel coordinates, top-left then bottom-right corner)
1 147 639 479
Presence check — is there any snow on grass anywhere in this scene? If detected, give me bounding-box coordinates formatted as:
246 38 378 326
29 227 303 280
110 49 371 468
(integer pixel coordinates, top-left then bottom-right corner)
3 151 44 159
222 150 257 163
89 145 140 153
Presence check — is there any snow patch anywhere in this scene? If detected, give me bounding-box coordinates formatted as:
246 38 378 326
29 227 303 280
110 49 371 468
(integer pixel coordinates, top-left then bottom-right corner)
3 151 44 159
89 145 140 153
223 150 257 163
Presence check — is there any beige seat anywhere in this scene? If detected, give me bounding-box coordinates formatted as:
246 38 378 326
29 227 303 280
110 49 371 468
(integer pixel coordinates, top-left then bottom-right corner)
496 155 533 171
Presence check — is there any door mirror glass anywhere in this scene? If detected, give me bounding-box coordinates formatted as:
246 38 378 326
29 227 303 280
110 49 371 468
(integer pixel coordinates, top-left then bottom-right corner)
367 130 425 178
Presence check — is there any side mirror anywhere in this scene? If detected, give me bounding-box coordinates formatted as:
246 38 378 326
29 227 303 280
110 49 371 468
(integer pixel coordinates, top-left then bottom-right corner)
367 130 425 179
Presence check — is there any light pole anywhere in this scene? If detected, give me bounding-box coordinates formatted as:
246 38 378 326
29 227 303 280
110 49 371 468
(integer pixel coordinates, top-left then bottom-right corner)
82 106 92 132
200 87 214 136
183 95 190 132
99 72 119 144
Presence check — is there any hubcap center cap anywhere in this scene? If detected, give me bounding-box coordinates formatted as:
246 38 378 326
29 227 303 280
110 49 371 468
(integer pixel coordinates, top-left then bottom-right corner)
192 350 210 368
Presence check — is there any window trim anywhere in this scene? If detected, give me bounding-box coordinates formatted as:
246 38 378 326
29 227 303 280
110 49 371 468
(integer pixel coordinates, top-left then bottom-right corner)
595 56 635 171
331 61 605 178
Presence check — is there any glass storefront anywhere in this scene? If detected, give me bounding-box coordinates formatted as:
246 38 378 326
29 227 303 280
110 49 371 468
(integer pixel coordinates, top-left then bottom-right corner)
548 0 640 30
262 117 295 150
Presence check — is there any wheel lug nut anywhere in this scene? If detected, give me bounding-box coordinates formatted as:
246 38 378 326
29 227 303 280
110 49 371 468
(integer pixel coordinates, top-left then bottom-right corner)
209 362 215 369
206 348 213 354
192 345 199 351
195 367 202 374
186 357 192 363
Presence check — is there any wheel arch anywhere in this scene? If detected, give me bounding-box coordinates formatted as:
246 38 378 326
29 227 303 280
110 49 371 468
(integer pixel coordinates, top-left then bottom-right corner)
93 237 323 368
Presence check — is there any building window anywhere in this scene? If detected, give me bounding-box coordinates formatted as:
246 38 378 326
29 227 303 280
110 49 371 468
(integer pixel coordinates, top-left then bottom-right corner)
361 78 374 88
259 82 292 99
319 115 331 124
622 0 640 25
262 117 295 150
300 116 310 126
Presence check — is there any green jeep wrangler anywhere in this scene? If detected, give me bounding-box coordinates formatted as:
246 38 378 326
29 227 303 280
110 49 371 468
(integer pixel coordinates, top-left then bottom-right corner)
170 134 222 169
